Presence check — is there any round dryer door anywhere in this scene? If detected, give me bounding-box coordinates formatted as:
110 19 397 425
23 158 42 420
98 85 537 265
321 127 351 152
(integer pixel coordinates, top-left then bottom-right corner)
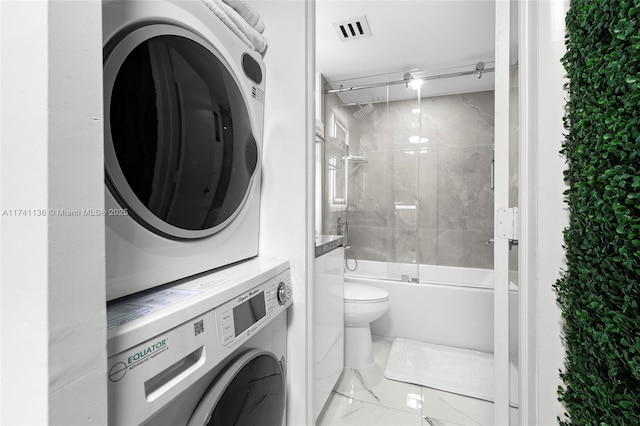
104 24 260 239
188 349 285 426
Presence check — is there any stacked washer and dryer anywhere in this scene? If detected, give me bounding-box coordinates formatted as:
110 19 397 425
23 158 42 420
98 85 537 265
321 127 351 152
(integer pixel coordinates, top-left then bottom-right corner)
102 1 291 424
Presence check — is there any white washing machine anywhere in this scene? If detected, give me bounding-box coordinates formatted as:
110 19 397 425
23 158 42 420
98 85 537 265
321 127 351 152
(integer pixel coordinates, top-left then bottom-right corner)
102 0 266 301
107 259 291 425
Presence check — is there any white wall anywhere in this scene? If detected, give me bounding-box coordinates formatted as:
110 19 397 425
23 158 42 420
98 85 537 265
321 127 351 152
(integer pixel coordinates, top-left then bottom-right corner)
0 2 49 422
0 2 107 424
520 0 569 424
252 1 315 426
535 0 570 423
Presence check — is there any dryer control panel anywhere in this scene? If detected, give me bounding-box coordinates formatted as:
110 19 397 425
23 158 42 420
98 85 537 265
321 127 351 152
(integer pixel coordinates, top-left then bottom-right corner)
215 269 291 357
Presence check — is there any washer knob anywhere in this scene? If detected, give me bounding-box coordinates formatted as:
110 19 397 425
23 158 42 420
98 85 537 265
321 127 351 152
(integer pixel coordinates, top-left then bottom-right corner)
277 282 291 305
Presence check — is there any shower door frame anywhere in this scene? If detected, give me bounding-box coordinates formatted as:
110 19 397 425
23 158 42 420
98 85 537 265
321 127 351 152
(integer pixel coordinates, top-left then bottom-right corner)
493 0 512 424
497 1 566 424
516 1 571 424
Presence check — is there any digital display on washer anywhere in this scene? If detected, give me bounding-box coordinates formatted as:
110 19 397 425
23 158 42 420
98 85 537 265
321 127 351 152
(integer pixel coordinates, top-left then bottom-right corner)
233 291 266 337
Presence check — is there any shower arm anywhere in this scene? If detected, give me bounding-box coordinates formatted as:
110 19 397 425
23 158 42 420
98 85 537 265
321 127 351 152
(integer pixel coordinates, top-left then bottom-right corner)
325 65 517 94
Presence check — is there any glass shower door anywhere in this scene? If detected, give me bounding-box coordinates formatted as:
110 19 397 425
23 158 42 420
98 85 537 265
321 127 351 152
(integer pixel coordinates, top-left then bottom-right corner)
322 76 423 280
323 68 499 283
391 81 423 283
417 86 496 277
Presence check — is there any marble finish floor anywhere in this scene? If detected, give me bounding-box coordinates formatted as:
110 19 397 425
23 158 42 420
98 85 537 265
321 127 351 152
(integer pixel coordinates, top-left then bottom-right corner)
316 337 518 426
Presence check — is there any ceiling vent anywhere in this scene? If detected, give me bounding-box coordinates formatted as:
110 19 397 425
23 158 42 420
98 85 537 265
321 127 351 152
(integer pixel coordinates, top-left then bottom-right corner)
333 15 372 41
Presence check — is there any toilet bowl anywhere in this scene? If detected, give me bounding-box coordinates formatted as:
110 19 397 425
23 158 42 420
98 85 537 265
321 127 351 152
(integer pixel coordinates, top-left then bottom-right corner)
344 282 390 368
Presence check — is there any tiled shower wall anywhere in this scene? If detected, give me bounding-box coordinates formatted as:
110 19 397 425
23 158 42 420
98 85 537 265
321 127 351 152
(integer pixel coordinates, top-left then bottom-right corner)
323 84 518 270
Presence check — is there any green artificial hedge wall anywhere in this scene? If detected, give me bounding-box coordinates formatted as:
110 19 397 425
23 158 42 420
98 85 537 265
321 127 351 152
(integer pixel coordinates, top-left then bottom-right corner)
557 0 640 424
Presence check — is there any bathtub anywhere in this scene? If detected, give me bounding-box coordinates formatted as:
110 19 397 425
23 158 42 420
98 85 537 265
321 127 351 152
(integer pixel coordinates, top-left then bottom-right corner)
345 260 519 357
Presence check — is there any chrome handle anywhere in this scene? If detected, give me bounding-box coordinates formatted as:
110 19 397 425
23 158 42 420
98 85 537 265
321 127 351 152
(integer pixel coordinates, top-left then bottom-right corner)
487 238 519 250
490 159 495 190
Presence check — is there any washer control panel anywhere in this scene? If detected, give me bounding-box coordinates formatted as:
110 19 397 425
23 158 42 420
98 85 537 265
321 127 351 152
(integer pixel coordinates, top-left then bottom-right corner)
215 269 291 356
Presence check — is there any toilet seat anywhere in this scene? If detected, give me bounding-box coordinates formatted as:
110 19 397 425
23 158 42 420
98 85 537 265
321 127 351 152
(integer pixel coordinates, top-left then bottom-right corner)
344 283 389 303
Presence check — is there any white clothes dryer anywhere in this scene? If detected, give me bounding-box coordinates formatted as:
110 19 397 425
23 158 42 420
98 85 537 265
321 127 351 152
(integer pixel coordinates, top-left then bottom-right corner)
102 0 266 301
106 259 292 425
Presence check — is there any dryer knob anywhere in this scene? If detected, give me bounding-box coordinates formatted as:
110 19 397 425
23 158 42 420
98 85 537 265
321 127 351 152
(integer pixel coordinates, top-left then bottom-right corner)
277 282 291 305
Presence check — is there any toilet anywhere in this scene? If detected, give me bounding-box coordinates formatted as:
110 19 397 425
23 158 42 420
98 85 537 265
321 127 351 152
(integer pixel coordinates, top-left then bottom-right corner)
343 282 390 368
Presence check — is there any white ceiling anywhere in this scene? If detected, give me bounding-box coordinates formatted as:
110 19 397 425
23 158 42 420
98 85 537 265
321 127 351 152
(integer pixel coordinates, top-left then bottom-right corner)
316 0 517 102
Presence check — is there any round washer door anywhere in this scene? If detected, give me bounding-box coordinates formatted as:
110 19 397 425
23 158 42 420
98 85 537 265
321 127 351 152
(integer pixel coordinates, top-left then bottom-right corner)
104 24 260 240
188 350 285 426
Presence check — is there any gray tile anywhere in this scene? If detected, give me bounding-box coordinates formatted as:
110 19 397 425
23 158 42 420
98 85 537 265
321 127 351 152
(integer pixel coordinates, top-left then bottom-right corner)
323 89 502 269
462 231 494 269
393 228 420 264
393 150 419 194
465 185 493 231
418 229 438 265
436 230 465 266
418 151 438 229
354 151 394 210
346 209 390 228
437 170 467 230
347 226 392 262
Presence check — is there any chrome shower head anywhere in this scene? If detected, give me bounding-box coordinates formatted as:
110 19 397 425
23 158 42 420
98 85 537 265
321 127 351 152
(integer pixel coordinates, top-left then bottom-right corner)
353 103 374 119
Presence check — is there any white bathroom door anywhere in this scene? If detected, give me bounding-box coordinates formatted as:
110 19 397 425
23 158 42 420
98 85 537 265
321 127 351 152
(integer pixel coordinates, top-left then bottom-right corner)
493 0 512 424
